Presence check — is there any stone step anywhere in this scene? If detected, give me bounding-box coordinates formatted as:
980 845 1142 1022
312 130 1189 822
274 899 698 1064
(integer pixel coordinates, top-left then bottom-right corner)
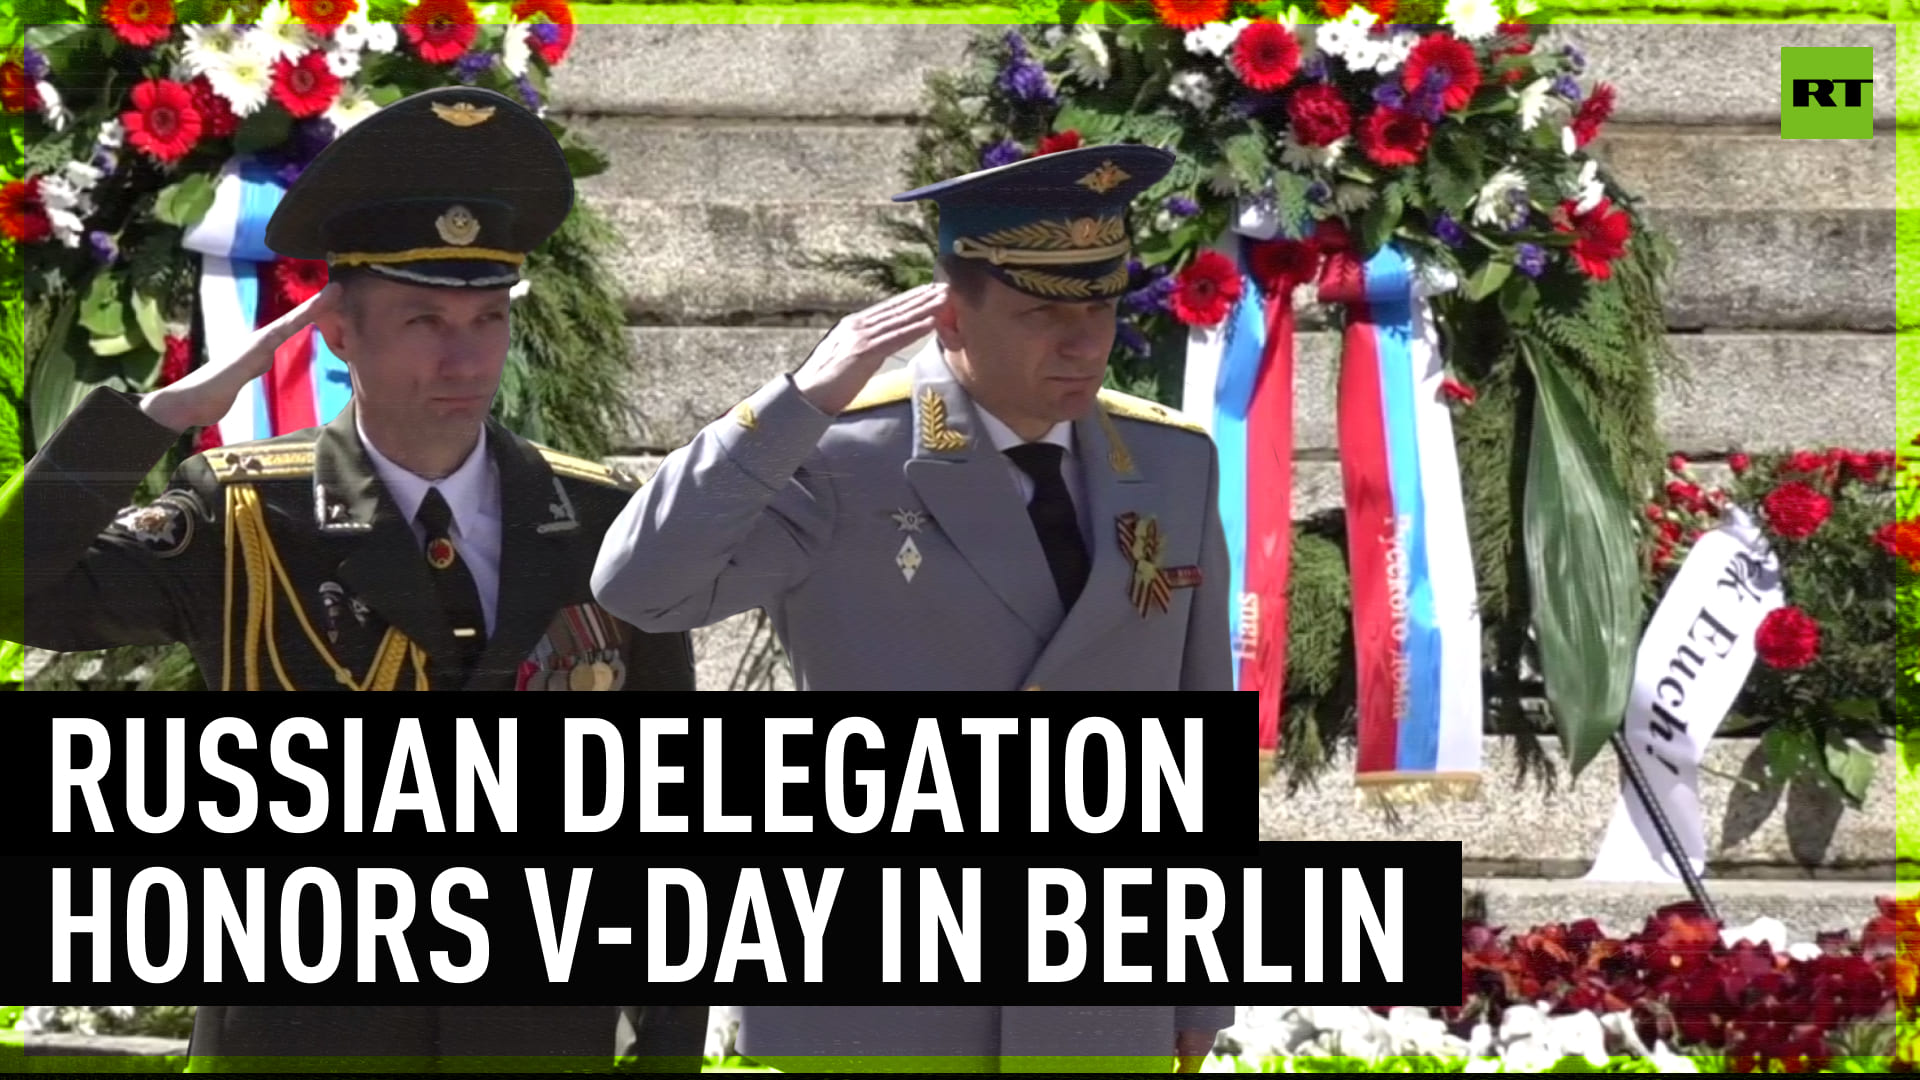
549 24 1897 127
1465 878 1895 941
582 196 1892 329
1260 736 1898 873
606 328 1895 455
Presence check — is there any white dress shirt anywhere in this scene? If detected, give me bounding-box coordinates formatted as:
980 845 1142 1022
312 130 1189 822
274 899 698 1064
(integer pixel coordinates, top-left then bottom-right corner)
974 405 1092 551
357 416 504 637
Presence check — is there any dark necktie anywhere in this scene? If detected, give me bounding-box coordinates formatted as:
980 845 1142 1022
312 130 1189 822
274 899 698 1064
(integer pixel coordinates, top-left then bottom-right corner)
416 486 487 676
1005 442 1090 610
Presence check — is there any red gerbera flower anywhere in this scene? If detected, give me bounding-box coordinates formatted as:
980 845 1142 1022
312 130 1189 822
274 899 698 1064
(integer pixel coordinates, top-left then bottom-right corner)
1170 250 1244 327
1556 197 1630 280
513 0 576 65
1321 0 1397 20
104 0 174 48
0 178 52 244
2 61 33 113
1150 0 1230 29
273 258 331 306
1754 606 1820 671
1247 237 1319 295
292 0 356 29
1036 130 1082 156
1230 21 1300 93
1359 106 1429 167
1403 34 1480 112
1573 82 1615 147
160 336 194 387
188 76 239 138
404 0 480 64
122 78 204 165
272 52 341 118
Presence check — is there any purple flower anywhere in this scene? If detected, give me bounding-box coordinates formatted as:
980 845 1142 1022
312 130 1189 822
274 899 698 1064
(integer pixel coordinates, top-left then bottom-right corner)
998 57 1054 105
1516 243 1546 278
1306 181 1331 204
1228 91 1279 120
1300 54 1329 82
1003 30 1029 61
88 230 118 265
530 22 562 47
1164 195 1200 218
1122 276 1177 317
1562 44 1586 73
23 46 48 83
93 148 118 175
289 117 336 163
516 75 543 111
1114 320 1150 356
1434 213 1466 248
274 161 305 186
455 50 494 84
1553 75 1582 101
980 139 1025 170
1372 83 1407 109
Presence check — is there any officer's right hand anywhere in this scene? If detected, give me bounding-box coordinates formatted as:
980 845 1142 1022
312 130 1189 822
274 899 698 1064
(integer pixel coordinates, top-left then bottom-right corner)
140 282 344 434
792 283 947 416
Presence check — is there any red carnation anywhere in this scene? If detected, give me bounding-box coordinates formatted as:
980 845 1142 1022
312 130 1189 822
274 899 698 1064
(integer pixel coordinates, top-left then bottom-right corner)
1170 250 1244 327
404 0 480 64
1036 130 1082 156
1231 21 1301 93
1572 82 1615 148
1844 450 1884 482
1667 480 1702 509
159 336 194 387
2 61 32 113
1403 34 1479 113
0 178 52 244
1150 0 1230 29
292 0 356 29
1360 106 1429 167
1288 83 1351 147
271 52 341 118
1762 480 1831 540
1668 453 1690 473
1754 606 1820 671
122 79 204 165
1781 449 1826 477
189 76 239 138
1440 378 1476 405
1247 237 1319 295
104 0 174 48
1729 452 1751 475
1556 197 1630 280
273 258 331 307
513 0 576 65
1876 520 1920 570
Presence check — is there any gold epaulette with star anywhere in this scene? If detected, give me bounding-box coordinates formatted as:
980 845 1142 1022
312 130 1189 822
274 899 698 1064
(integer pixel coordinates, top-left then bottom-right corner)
841 369 914 415
538 447 639 490
1097 388 1209 436
205 444 317 483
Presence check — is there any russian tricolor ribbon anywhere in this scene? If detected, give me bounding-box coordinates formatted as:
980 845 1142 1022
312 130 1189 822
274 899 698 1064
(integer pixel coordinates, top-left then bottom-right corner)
182 156 352 444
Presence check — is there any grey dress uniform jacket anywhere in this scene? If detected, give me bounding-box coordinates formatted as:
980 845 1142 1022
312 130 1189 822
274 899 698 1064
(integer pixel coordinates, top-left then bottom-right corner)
591 343 1234 693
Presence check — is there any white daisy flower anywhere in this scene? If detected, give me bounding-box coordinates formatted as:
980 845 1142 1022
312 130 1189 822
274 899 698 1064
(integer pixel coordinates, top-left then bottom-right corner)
325 86 383 133
62 160 104 191
333 15 368 53
1168 71 1217 112
1315 6 1379 62
1370 30 1419 75
1471 168 1527 227
1516 77 1554 131
1067 24 1110 87
36 173 81 211
355 9 399 54
203 40 275 118
37 79 69 132
324 44 362 78
97 118 125 149
182 25 247 80
252 0 316 62
501 24 532 78
1444 0 1503 42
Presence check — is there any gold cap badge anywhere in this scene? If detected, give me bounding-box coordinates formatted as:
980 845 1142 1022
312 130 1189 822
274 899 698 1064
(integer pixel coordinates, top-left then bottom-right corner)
435 205 481 246
1077 160 1131 194
432 101 495 127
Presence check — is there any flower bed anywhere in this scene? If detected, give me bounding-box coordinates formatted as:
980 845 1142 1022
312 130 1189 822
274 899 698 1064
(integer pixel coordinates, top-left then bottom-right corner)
1211 899 1912 1073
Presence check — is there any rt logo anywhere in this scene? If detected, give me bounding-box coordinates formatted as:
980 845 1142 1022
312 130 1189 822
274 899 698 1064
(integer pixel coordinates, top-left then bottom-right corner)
1780 46 1874 139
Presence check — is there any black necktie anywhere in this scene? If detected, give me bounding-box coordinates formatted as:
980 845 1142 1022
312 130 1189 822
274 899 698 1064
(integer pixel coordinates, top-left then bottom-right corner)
416 487 487 675
1005 442 1090 610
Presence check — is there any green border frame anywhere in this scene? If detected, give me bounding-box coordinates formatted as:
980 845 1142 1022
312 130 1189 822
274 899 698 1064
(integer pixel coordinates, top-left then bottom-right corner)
3 0 1908 1073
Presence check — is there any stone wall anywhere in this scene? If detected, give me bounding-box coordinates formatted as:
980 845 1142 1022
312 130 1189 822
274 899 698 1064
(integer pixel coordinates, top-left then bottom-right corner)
551 21 1899 929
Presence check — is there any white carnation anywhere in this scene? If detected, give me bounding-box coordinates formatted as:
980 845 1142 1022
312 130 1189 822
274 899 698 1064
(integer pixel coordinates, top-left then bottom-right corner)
1472 168 1528 227
1516 77 1554 130
61 159 104 192
97 118 125 149
1169 71 1217 112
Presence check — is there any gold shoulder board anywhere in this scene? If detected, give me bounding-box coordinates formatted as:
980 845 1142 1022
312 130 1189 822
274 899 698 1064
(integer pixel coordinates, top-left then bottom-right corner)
1097 389 1209 436
206 445 317 483
539 447 638 490
841 369 913 415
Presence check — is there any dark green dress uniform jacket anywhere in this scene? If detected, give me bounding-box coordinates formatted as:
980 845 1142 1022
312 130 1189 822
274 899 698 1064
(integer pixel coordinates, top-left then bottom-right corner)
7 387 709 1072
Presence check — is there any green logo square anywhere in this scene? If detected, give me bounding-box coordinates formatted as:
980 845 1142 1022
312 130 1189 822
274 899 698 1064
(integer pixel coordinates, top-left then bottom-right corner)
1780 46 1874 139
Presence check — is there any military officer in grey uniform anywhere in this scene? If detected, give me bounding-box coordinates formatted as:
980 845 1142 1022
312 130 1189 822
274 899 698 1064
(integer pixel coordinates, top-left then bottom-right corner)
9 86 709 1072
591 144 1232 1069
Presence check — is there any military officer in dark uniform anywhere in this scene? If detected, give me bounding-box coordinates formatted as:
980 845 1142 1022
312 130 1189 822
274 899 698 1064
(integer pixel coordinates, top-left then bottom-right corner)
8 86 710 1071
